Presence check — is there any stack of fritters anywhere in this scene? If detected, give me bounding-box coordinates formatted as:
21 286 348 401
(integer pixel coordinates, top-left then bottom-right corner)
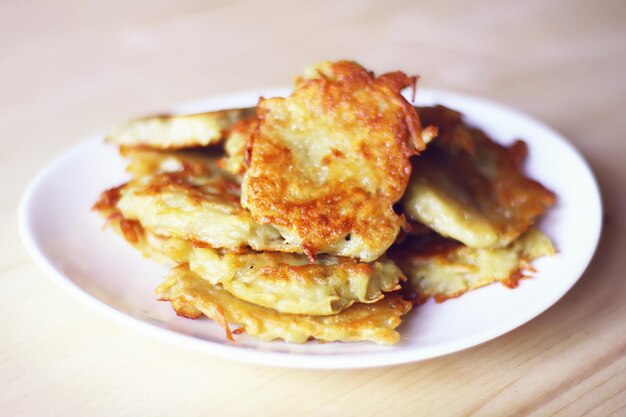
94 61 556 345
392 105 556 302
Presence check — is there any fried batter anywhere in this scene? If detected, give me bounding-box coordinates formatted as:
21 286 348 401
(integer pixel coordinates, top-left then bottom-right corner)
119 146 228 179
217 118 257 176
116 152 417 259
107 107 255 150
94 190 404 316
93 185 193 265
115 172 289 253
190 248 402 315
389 228 555 303
242 61 428 261
157 265 412 344
94 62 559 346
401 106 556 248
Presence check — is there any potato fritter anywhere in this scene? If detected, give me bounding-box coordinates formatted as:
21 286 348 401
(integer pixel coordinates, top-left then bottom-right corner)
94 60 559 347
120 146 227 179
92 185 194 265
242 61 428 262
402 106 556 248
94 190 404 316
190 248 402 315
217 118 257 176
107 107 255 150
389 228 555 303
157 265 412 344
115 171 289 253
116 148 419 260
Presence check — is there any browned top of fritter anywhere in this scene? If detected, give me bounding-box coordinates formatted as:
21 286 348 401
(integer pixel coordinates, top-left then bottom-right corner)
408 105 557 247
218 118 258 176
157 264 412 344
242 61 425 261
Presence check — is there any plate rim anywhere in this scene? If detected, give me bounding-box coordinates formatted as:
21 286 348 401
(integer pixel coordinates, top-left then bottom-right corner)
18 87 603 369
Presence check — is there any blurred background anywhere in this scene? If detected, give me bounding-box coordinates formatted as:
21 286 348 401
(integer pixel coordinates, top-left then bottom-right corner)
1 1 624 415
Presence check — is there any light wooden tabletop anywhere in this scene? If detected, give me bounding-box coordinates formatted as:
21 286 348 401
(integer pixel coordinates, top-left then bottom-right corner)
2 0 625 415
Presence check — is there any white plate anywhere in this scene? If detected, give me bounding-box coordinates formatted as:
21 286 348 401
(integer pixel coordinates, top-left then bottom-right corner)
19 88 602 369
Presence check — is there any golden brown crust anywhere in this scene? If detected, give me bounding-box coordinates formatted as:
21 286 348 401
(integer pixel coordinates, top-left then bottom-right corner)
135 172 242 207
401 105 557 248
169 296 204 320
92 185 124 214
389 228 555 303
242 61 425 261
93 62 559 346
114 171 292 254
119 146 227 178
190 248 403 315
106 107 256 150
218 118 257 176
93 188 194 265
157 265 412 344
93 186 404 316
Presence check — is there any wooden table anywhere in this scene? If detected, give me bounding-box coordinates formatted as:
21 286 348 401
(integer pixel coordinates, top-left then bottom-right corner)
2 1 625 415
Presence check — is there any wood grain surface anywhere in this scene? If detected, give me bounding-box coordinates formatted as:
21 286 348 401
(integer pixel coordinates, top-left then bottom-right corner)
1 0 625 416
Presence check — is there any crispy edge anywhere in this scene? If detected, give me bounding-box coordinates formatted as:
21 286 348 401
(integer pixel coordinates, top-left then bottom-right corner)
389 228 555 304
217 118 257 176
404 105 557 247
94 184 404 316
106 107 256 150
157 265 412 344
